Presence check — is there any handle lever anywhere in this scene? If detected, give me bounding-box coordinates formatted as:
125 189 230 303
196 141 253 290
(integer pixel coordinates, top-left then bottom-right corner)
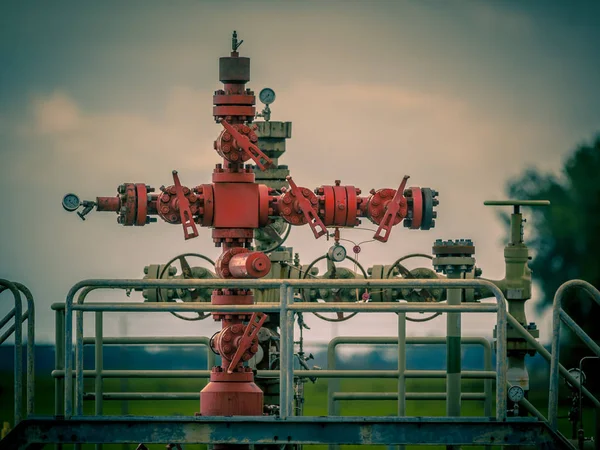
220 120 273 171
227 312 268 373
286 176 328 239
172 171 199 240
373 175 410 243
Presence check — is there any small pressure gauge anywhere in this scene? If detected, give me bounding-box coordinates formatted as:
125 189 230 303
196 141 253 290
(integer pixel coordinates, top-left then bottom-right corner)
566 368 586 390
508 385 524 403
62 193 81 212
259 87 276 105
328 245 347 263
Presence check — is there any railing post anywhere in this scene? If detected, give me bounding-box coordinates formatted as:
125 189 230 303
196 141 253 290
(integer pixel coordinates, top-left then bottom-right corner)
95 311 104 450
279 283 293 418
0 280 23 424
397 312 406 450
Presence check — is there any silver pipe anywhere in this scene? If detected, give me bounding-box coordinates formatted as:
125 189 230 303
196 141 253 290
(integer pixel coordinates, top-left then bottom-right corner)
0 279 23 424
0 282 35 416
549 280 600 430
52 369 496 379
397 312 406 450
278 283 291 418
62 277 508 419
95 312 103 416
333 392 487 401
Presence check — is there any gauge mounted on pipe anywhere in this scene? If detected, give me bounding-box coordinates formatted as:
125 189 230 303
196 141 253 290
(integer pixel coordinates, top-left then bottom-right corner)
508 385 524 403
259 87 276 105
327 244 347 262
62 193 81 212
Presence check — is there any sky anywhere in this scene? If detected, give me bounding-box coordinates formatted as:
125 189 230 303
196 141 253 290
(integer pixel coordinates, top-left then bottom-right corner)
1 1 599 347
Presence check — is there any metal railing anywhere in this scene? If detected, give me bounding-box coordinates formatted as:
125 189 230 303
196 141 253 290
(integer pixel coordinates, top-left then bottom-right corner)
0 279 35 424
549 279 600 431
326 336 493 418
60 278 509 421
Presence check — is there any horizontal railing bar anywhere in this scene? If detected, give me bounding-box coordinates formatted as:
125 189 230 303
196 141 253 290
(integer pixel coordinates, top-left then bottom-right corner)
82 391 488 401
53 369 496 379
333 392 487 401
63 278 508 289
71 302 496 313
289 304 496 313
82 336 212 345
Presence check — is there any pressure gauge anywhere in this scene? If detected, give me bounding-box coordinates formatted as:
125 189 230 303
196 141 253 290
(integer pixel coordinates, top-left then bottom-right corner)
566 368 586 390
508 385 524 403
328 245 347 262
259 87 276 105
62 193 81 212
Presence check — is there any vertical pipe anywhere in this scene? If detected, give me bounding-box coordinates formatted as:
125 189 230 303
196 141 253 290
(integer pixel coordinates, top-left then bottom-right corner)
75 308 84 416
16 284 36 417
279 283 290 418
446 274 461 450
285 286 295 417
65 297 73 418
496 297 508 421
327 339 340 450
397 312 406 450
95 312 103 450
54 309 65 450
446 276 462 417
1 281 23 425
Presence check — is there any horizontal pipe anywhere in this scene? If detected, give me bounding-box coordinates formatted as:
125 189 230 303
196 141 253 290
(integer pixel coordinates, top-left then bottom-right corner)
84 392 200 400
82 336 211 345
53 369 495 380
64 278 512 290
84 391 489 402
333 392 487 401
71 302 496 314
73 303 280 312
289 303 496 313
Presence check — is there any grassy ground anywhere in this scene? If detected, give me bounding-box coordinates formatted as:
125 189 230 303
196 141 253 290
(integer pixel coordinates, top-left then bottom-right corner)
0 374 595 450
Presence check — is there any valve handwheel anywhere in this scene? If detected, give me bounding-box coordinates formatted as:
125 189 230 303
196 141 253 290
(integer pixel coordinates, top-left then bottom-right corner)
301 254 369 322
157 252 216 321
386 253 443 322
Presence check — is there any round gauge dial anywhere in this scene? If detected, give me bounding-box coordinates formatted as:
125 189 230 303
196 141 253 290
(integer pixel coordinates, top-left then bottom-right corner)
328 245 347 263
62 193 81 212
259 87 276 105
566 368 586 389
508 385 524 403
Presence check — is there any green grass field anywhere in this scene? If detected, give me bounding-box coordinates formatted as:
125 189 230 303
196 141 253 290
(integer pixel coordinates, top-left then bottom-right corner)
0 374 595 449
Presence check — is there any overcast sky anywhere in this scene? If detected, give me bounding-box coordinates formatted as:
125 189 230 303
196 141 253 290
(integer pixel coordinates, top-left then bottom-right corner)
1 1 599 346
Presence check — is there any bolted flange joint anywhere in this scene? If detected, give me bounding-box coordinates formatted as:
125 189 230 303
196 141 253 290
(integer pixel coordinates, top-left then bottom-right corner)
432 238 476 275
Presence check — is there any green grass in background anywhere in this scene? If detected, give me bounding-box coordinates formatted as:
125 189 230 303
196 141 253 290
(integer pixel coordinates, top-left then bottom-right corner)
0 374 596 450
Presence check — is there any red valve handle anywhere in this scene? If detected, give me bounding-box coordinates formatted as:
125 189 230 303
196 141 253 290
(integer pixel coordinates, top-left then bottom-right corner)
227 312 268 373
220 120 273 171
286 176 328 239
373 175 410 243
172 171 199 240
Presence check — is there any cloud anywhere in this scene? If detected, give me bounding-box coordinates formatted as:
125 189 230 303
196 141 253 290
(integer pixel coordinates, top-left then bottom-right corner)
33 91 81 134
20 87 218 187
